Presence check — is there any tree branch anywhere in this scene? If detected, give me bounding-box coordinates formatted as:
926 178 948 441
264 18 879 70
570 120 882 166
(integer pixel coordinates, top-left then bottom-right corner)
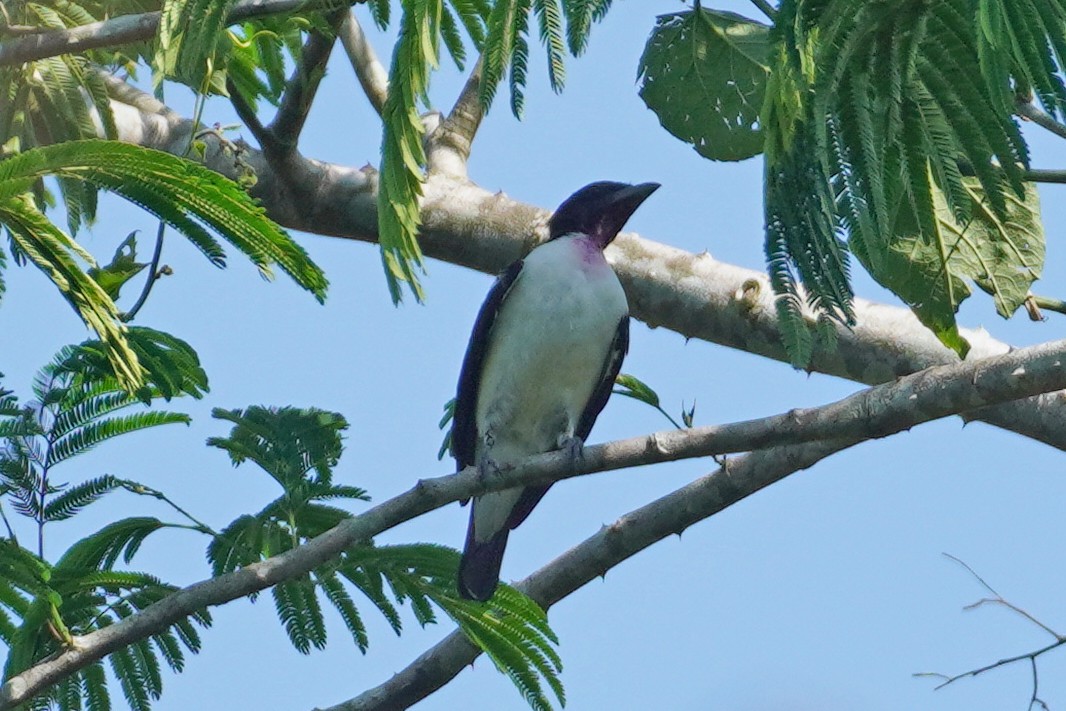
104 100 1066 453
1016 99 1066 141
326 436 852 711
266 9 346 153
5 338 1066 708
425 57 484 176
338 10 387 116
0 0 354 67
1023 167 1066 184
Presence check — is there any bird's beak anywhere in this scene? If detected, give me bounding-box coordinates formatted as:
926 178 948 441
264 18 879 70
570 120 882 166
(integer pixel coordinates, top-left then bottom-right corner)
600 182 660 245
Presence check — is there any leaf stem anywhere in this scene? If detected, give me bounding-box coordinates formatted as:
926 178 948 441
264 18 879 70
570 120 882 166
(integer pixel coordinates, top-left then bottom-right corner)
117 480 217 535
1029 294 1066 317
120 221 165 323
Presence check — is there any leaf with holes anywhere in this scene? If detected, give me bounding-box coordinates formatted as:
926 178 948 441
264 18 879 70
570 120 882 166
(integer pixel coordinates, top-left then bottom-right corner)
639 8 770 161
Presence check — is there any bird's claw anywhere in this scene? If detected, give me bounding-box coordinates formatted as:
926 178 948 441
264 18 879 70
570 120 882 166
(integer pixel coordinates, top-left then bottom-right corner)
557 435 585 471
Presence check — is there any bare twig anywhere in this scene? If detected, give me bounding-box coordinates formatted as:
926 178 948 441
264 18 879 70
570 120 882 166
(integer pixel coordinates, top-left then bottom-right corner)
338 10 387 116
944 553 1061 640
323 438 854 711
1016 99 1066 141
5 339 1066 708
0 0 353 67
266 10 346 153
914 554 1066 706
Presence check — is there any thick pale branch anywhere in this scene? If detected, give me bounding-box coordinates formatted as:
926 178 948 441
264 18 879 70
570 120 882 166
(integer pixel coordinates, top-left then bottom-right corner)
425 57 484 176
338 11 387 116
0 0 352 67
107 101 1066 452
4 339 1066 708
324 438 854 711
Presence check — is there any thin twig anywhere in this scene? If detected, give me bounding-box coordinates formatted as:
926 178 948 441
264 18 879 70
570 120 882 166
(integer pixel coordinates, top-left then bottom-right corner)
116 480 217 536
945 553 1061 640
120 221 165 322
916 638 1066 690
1016 99 1066 141
0 502 18 544
338 10 387 116
914 554 1066 703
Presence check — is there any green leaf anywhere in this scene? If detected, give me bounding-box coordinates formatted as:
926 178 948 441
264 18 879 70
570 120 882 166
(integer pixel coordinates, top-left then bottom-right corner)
207 406 349 489
639 8 771 161
42 474 122 522
612 373 660 408
0 140 329 302
155 0 240 92
87 231 148 301
56 326 209 403
376 0 440 302
947 180 1044 317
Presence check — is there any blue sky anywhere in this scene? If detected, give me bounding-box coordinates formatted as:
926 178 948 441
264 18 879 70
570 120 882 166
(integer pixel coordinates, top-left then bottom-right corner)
5 2 1066 709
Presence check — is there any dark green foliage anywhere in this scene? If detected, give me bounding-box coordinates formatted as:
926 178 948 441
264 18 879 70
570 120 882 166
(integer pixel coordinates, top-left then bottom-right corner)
60 326 209 403
0 140 327 390
759 0 1036 361
207 405 565 708
639 7 772 161
640 0 1051 361
0 348 210 710
0 536 211 711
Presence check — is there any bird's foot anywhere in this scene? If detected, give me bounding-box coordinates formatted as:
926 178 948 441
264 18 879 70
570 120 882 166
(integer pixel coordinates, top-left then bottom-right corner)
476 459 502 484
557 435 586 471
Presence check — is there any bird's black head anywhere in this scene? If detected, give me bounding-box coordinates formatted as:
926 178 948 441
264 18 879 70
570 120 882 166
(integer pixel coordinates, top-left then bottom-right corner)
548 181 660 247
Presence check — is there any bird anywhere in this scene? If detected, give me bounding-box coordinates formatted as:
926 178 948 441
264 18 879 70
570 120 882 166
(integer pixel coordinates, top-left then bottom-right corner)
453 181 660 601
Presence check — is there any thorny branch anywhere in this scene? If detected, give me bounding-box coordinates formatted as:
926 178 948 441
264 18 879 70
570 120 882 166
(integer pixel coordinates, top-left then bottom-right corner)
5 339 1066 708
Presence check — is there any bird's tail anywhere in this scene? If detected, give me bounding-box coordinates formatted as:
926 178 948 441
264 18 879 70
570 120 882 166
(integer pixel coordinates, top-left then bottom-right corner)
458 518 509 602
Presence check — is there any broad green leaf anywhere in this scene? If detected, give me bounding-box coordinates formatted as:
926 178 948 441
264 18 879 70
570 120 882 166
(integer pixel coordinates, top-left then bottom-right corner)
858 177 1044 356
639 8 770 161
936 180 1044 318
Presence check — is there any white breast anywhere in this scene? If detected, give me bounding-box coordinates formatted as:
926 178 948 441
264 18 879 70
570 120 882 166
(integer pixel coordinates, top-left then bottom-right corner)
475 235 628 467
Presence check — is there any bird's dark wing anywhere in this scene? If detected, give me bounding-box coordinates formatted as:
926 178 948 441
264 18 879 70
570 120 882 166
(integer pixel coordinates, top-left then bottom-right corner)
576 315 629 441
506 315 630 530
452 259 525 473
